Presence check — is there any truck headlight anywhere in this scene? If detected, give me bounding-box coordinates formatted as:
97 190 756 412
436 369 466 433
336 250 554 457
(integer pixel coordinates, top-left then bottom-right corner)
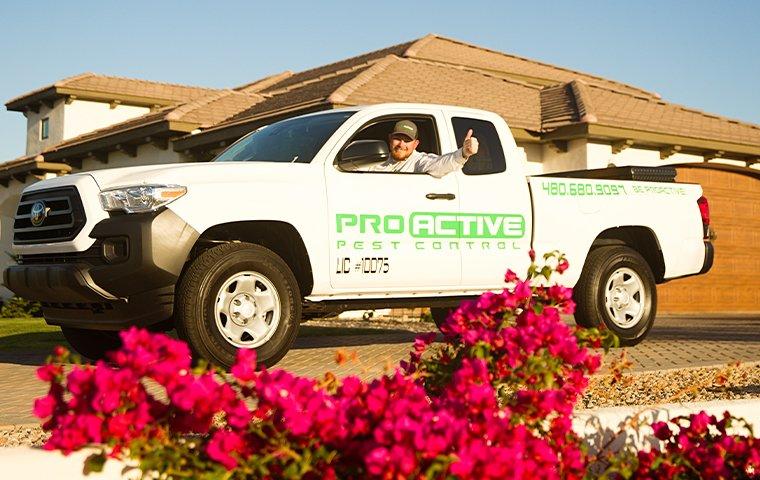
99 185 187 213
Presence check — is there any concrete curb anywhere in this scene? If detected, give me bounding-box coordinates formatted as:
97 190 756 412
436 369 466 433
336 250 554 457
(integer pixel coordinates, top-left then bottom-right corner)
573 398 760 454
0 447 138 479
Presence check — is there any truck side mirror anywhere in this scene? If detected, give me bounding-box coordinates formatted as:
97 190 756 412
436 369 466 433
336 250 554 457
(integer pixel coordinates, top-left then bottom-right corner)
336 140 389 171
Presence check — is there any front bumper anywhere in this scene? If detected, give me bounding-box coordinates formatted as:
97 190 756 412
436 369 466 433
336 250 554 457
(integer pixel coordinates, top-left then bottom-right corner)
4 208 199 330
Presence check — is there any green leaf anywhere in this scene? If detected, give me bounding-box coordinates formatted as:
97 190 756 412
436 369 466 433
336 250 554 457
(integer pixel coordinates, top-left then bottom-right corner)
83 451 107 475
540 266 553 281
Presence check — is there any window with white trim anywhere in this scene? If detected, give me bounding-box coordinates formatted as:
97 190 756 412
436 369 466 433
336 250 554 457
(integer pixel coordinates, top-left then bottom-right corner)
40 117 49 140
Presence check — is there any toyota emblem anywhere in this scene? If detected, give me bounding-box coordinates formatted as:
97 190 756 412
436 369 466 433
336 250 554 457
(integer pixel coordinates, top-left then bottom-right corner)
30 201 49 227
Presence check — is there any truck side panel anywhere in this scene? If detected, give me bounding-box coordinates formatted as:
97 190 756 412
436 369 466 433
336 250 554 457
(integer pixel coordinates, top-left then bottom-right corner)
528 177 705 285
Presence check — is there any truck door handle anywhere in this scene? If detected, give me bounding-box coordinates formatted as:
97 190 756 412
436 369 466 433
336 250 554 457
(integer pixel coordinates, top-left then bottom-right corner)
426 193 456 200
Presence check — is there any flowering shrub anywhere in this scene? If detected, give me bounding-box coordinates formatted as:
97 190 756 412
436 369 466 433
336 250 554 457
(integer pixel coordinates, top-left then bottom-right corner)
601 411 760 479
33 251 760 479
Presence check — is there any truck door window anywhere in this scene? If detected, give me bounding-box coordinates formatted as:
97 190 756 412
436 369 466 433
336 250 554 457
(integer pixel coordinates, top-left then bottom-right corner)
452 117 506 175
337 116 440 172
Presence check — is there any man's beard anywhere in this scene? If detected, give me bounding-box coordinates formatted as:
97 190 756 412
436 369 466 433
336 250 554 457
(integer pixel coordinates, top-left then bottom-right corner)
391 147 411 162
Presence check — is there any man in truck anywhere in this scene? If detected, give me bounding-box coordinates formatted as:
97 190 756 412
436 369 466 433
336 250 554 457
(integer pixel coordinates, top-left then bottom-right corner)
365 120 480 177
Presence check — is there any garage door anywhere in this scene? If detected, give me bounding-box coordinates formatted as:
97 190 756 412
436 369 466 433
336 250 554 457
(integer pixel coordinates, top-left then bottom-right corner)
657 166 760 314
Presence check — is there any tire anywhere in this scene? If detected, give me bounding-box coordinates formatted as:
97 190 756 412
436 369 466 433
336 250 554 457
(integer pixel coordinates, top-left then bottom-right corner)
430 307 454 331
175 242 301 369
60 327 122 361
573 246 657 346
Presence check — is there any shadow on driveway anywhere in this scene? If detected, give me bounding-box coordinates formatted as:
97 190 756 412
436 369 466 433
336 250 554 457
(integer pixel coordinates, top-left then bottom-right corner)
0 327 434 366
647 316 760 343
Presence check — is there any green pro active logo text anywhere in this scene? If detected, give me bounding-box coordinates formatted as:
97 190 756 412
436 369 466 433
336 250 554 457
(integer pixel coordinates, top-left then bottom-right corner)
336 212 526 239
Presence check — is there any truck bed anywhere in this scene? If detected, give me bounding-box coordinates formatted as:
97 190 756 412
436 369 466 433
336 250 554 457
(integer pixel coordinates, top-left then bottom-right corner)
537 166 677 183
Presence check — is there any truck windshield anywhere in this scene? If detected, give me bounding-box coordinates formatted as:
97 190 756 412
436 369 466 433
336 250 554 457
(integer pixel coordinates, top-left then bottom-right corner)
214 111 355 164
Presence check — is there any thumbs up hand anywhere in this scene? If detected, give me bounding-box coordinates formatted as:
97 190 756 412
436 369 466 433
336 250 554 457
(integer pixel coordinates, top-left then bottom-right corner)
463 129 479 158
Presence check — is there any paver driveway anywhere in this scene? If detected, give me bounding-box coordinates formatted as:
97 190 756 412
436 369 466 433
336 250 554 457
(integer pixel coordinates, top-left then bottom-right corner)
0 315 757 426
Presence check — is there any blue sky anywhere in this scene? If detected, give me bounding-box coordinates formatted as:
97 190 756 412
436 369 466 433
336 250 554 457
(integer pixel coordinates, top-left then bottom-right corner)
0 0 758 162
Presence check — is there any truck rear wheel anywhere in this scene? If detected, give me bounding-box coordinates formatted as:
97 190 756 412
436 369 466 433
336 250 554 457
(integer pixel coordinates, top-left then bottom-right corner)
430 307 453 331
573 246 657 346
60 327 122 361
175 242 301 369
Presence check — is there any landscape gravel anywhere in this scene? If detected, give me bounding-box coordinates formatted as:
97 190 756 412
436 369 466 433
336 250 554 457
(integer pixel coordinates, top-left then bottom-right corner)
582 362 760 409
2 317 758 447
0 424 47 448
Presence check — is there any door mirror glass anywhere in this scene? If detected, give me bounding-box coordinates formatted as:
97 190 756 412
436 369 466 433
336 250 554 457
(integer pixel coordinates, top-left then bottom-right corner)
336 140 389 171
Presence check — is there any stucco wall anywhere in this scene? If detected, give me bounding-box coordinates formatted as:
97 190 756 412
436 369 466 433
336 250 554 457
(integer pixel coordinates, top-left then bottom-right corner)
517 140 745 176
63 100 149 141
597 143 684 168
80 144 187 172
519 144 544 175
541 139 589 173
25 100 65 155
24 99 150 157
593 143 747 169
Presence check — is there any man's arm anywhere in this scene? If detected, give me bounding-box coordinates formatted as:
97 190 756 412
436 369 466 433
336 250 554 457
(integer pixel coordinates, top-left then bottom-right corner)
416 129 479 178
414 149 468 178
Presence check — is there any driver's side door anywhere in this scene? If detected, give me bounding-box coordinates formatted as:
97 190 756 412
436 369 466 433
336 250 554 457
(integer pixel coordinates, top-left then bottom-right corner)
324 110 461 294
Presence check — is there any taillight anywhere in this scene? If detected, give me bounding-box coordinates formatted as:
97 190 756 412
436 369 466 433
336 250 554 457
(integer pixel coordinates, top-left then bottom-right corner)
697 196 711 238
697 196 710 226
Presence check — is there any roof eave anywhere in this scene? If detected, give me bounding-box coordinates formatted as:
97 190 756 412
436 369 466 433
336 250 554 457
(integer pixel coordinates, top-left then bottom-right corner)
5 87 59 111
43 119 196 162
55 87 182 108
541 123 760 159
6 86 195 112
0 159 72 186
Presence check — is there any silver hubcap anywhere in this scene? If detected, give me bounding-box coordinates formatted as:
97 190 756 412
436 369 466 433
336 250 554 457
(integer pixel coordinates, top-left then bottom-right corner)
214 271 281 348
604 267 645 329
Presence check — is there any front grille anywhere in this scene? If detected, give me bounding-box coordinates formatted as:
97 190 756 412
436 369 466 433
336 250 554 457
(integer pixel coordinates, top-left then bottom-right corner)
14 187 87 244
17 242 104 266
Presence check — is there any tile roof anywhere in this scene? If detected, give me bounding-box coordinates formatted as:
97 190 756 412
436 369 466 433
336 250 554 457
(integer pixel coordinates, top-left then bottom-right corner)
586 82 760 146
223 67 373 124
331 56 542 131
541 79 760 146
6 72 218 109
404 34 660 99
541 80 598 130
257 40 416 93
541 83 580 130
235 71 294 93
166 90 265 127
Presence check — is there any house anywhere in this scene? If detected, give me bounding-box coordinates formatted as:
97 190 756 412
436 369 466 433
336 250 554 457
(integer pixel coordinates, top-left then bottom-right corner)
2 34 758 313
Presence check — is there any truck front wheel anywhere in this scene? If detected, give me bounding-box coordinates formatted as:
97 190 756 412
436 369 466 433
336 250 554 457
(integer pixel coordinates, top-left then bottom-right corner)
176 242 301 369
573 246 657 346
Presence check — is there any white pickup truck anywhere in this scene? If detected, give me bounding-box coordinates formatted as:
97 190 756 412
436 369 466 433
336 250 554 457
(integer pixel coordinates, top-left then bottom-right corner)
5 103 713 367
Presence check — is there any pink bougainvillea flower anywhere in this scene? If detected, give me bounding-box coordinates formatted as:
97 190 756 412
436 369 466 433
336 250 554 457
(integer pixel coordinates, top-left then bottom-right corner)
206 430 246 470
32 393 58 419
231 348 258 383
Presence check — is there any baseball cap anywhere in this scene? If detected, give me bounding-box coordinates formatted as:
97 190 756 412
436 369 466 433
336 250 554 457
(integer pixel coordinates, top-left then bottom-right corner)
391 120 418 140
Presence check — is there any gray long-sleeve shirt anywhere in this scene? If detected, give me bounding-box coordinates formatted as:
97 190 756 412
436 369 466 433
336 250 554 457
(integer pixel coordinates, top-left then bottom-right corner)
364 148 468 178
